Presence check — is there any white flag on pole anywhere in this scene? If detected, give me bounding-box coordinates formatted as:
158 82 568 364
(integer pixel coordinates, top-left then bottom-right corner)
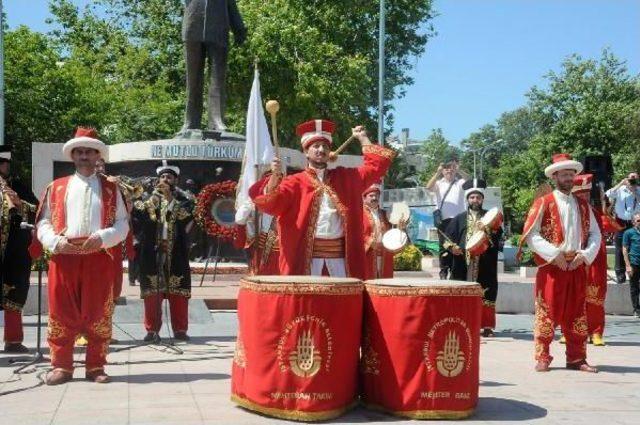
235 67 275 221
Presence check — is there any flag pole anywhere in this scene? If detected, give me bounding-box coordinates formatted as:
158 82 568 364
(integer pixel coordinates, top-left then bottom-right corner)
252 59 261 273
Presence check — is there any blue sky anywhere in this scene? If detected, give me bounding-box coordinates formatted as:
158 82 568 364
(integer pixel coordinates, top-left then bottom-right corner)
5 0 640 144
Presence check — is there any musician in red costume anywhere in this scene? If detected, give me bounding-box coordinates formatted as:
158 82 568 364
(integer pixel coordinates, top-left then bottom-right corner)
522 154 601 373
251 120 395 278
572 173 608 346
234 174 279 275
36 128 129 385
362 183 394 279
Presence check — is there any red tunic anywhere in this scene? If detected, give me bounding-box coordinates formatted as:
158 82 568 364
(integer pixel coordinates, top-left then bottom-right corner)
362 206 394 279
522 192 592 364
41 175 119 372
586 209 608 336
252 145 395 279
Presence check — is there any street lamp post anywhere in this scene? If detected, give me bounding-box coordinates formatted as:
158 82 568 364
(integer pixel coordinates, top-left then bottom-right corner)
0 0 5 146
378 0 385 149
472 139 503 179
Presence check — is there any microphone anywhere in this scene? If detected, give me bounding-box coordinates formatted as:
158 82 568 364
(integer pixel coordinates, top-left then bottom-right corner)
20 222 35 230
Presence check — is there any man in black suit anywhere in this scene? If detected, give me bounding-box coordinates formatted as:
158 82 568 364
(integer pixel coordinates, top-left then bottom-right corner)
0 145 39 353
181 0 247 133
444 179 502 337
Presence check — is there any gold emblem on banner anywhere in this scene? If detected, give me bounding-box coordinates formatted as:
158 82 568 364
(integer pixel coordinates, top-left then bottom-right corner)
289 329 322 378
424 317 473 378
436 331 465 377
277 315 333 377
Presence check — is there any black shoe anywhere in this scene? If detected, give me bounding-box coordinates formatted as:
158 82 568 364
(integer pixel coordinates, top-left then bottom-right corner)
616 275 626 284
481 328 495 338
3 343 29 353
143 332 160 343
173 332 190 341
439 270 449 280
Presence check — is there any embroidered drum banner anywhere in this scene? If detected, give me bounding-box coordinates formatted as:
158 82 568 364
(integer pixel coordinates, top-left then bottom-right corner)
231 276 363 421
361 278 482 419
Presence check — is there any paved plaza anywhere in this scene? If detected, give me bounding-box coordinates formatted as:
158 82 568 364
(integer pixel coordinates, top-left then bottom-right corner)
1 308 639 425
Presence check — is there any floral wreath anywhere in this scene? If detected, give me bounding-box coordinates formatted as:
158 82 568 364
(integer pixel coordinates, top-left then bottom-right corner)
195 180 238 241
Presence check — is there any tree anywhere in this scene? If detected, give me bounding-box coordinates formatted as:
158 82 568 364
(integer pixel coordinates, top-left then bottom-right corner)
5 0 437 182
526 49 640 172
489 49 640 231
4 26 82 181
418 128 463 182
47 0 438 146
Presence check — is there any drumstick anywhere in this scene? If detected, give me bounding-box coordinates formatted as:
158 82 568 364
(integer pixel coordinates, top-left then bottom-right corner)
328 135 356 162
438 229 462 252
265 100 281 159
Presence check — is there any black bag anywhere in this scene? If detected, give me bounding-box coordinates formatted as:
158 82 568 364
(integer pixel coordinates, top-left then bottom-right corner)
433 179 457 227
433 209 443 228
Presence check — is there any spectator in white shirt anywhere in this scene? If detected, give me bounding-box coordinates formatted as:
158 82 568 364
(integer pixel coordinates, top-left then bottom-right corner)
606 172 640 283
426 155 469 279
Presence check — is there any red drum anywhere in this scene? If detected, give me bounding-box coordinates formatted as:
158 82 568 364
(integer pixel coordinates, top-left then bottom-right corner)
466 231 489 257
231 276 363 421
480 207 503 232
361 278 482 419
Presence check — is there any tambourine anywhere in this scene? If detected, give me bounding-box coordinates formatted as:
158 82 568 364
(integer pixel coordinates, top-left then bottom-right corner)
382 228 409 254
480 207 503 232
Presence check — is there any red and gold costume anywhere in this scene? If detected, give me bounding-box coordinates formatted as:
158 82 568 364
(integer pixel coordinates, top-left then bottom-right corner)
36 174 129 374
522 155 601 368
362 186 394 280
251 130 394 279
572 174 608 340
586 213 608 337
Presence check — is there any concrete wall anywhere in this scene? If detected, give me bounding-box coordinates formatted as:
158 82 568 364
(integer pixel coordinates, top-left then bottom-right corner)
32 140 363 197
496 281 634 315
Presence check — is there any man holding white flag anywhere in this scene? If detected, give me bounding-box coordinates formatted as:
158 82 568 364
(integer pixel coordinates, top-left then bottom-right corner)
234 67 280 275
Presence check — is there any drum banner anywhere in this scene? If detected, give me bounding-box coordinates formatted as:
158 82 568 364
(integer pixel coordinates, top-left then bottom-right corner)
231 279 363 421
361 284 482 419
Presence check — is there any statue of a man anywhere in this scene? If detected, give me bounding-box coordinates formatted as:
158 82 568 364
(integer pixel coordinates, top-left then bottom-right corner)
181 0 247 134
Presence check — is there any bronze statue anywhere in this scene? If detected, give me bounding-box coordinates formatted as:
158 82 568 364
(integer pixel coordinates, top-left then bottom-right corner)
181 0 247 134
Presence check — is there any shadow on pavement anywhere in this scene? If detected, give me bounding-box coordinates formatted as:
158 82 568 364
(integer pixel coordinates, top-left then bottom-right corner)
596 364 640 374
118 372 230 383
323 397 547 423
109 353 233 367
474 397 547 421
480 380 516 387
604 341 640 347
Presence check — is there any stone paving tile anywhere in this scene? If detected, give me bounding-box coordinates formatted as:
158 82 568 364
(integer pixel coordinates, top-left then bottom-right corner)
1 312 639 424
128 407 205 424
2 413 54 425
52 408 129 425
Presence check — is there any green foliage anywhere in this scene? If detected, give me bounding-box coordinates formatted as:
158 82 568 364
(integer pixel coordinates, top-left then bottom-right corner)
4 26 82 181
385 147 416 189
487 49 640 231
418 128 463 182
508 234 534 266
393 244 423 271
6 0 437 182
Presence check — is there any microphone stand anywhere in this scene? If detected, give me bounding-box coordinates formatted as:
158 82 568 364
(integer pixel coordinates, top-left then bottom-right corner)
116 193 182 354
12 222 50 373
